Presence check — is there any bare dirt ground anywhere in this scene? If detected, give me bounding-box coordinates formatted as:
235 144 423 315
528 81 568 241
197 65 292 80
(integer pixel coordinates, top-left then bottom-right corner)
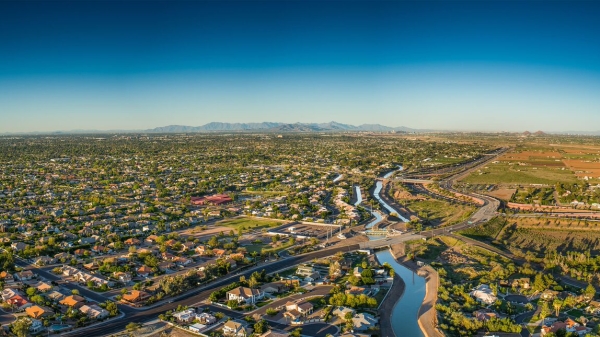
179 226 234 239
486 187 516 201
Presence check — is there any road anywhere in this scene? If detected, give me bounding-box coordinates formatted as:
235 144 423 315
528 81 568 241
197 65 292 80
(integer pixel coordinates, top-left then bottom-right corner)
58 244 359 337
448 233 590 292
16 258 117 308
250 286 332 316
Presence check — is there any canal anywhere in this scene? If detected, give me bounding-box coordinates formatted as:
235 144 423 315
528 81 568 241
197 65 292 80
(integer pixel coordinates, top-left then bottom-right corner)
371 165 426 337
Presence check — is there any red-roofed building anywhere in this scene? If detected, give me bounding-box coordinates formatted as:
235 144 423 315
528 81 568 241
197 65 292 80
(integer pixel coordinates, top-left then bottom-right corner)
7 295 32 311
191 194 233 206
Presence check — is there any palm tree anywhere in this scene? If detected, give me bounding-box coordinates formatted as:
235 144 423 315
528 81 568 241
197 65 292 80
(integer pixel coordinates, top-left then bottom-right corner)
553 298 563 317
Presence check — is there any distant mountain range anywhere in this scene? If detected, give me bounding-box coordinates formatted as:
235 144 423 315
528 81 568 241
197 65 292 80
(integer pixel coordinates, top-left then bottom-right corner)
147 121 429 133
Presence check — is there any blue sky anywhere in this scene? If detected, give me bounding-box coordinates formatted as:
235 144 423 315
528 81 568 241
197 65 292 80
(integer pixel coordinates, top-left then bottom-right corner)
1 1 600 133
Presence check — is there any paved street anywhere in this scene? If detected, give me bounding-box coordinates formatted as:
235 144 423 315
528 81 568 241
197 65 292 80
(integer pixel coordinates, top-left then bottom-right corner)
58 244 358 337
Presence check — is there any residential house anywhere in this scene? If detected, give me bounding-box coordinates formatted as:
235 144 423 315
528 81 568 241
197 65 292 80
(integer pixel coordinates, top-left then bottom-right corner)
1 288 21 301
79 304 109 319
15 270 35 281
145 235 159 243
333 306 355 319
173 309 197 323
352 313 378 331
28 318 44 333
223 320 250 337
83 262 100 271
296 264 316 277
345 286 369 296
500 277 530 289
0 272 17 287
541 318 589 336
114 272 132 284
189 323 206 333
226 286 265 304
586 300 600 315
137 265 153 278
121 290 150 303
213 249 226 258
59 295 85 309
285 301 313 317
473 310 497 321
33 256 56 266
470 284 497 305
541 290 560 300
225 258 237 269
11 242 27 251
260 281 288 294
35 282 53 293
195 245 207 255
124 238 140 246
25 305 52 319
45 291 65 302
6 295 32 311
196 312 217 325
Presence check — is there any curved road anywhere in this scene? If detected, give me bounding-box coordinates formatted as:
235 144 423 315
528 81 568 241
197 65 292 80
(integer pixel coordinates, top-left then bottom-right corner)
46 245 358 337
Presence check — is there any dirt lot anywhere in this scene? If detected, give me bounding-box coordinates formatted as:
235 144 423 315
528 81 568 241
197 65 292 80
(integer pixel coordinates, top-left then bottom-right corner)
499 151 563 161
485 187 516 201
563 159 600 178
180 225 236 238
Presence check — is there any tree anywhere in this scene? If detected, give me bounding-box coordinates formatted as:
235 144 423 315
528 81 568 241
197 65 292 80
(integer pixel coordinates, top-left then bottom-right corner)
26 287 37 297
584 283 596 299
11 318 32 337
105 301 119 316
208 236 219 248
254 319 268 334
248 276 259 289
126 322 140 332
71 289 80 295
553 298 563 317
227 300 239 309
532 274 546 292
539 301 551 321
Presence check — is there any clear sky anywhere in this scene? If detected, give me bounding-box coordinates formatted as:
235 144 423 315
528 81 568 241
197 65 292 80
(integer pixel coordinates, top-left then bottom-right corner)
1 0 600 133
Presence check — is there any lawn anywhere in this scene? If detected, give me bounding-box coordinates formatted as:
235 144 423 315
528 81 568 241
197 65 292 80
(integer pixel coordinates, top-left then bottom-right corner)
373 288 389 306
405 199 475 226
217 217 283 232
243 243 267 253
462 161 577 185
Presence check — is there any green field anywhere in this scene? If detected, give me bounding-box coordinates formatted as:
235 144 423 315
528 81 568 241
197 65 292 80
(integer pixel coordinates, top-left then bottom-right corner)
405 199 475 226
462 162 577 185
243 243 267 253
217 217 283 232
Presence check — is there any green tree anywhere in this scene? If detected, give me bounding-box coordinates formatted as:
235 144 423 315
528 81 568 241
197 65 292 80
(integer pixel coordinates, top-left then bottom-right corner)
553 299 563 317
11 318 32 337
584 283 596 299
254 319 268 334
105 301 119 316
539 301 551 321
26 287 37 297
126 322 140 332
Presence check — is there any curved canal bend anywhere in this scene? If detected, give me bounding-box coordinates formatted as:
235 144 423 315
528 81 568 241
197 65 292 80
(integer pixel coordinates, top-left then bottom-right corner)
369 166 426 337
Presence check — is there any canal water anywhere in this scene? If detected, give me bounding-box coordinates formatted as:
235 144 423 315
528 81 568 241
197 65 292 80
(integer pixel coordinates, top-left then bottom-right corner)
376 250 426 337
372 165 426 337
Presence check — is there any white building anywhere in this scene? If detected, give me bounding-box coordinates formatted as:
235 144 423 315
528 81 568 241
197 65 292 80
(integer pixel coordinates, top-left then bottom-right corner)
470 284 497 305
